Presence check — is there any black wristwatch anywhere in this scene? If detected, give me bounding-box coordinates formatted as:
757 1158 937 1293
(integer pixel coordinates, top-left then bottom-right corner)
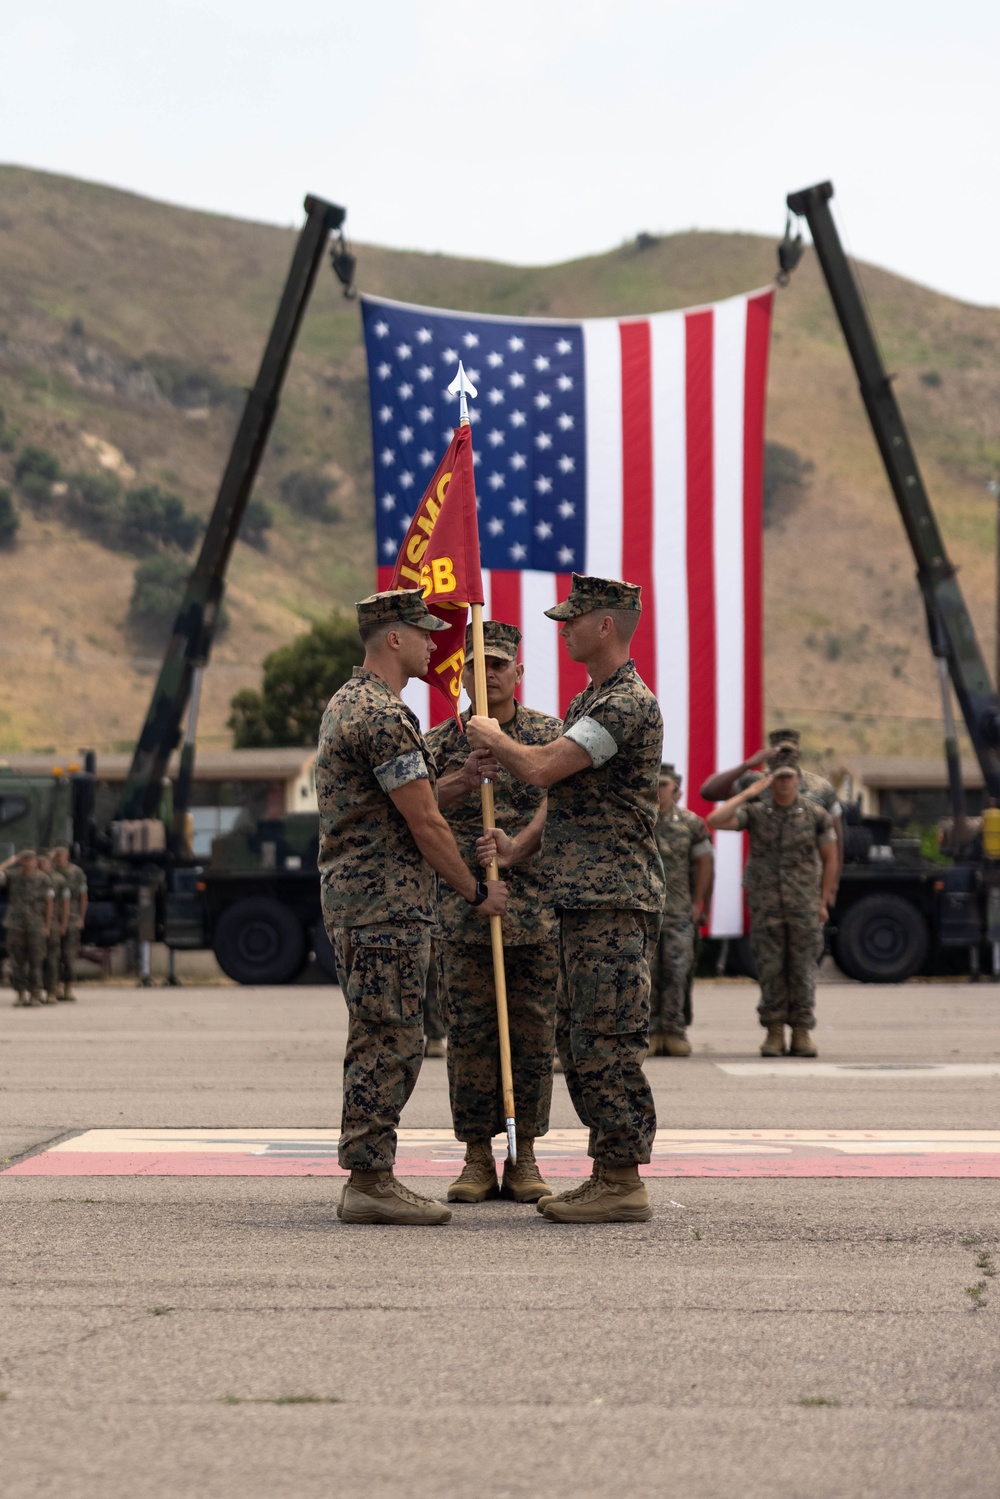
470 880 489 907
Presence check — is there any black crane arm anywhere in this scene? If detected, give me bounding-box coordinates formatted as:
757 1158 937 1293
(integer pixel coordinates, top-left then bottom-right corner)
117 194 347 820
785 181 1000 798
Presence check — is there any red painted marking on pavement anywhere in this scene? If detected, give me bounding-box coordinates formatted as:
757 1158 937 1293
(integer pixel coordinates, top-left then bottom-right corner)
6 1152 1000 1179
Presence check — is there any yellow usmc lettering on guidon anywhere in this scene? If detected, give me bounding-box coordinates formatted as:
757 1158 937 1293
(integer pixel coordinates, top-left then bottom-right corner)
395 470 452 587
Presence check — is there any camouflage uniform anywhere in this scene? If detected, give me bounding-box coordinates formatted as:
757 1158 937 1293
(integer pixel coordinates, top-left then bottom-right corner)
317 594 449 1173
542 578 665 1166
427 698 562 1142
2 867 54 1000
650 806 713 1036
733 794 836 1029
58 861 87 992
44 867 69 997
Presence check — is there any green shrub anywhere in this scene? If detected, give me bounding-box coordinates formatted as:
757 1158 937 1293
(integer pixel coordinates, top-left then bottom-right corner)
242 496 274 551
18 472 55 507
120 485 201 555
15 445 61 482
278 470 341 523
128 554 226 645
0 487 19 548
763 442 814 528
65 471 123 542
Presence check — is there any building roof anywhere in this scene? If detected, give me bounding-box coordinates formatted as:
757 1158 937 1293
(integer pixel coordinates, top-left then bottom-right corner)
836 755 985 791
0 747 316 783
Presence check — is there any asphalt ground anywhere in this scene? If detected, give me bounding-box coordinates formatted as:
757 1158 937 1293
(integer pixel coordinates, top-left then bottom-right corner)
2 973 999 1498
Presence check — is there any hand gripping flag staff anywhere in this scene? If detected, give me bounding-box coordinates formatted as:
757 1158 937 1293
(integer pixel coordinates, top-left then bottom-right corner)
388 363 518 1163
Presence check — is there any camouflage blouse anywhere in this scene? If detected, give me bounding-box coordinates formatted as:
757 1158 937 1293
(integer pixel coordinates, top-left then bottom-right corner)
734 794 836 921
427 702 562 946
62 861 88 912
544 660 665 914
656 806 714 923
1 869 55 932
316 668 438 929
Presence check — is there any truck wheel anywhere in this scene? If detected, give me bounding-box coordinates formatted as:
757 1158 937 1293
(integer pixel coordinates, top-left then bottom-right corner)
833 895 929 983
312 920 340 984
212 897 306 985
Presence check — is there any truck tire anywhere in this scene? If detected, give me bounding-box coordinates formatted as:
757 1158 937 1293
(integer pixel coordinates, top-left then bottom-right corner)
212 897 306 985
833 894 929 983
312 920 340 985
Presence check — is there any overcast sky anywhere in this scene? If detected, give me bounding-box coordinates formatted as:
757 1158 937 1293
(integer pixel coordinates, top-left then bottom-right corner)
4 1 998 305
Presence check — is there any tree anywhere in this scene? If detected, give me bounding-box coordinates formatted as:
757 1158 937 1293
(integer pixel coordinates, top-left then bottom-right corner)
0 487 20 548
121 485 201 555
127 554 227 646
228 614 363 747
241 496 274 551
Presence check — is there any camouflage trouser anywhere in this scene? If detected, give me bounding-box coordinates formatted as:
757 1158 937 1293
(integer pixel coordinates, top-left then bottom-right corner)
332 922 429 1171
649 916 695 1035
437 938 558 1141
556 908 658 1166
44 927 62 995
7 925 45 997
59 924 81 988
751 915 823 1029
424 944 447 1041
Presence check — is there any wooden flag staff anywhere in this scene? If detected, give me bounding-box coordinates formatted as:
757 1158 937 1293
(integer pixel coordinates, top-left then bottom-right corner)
449 361 517 1164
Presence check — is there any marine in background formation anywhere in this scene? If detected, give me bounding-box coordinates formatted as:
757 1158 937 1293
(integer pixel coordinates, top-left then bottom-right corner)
51 844 87 1002
649 764 714 1058
708 765 839 1057
36 850 69 1003
426 620 562 1206
1 849 54 1007
316 588 507 1227
471 574 665 1225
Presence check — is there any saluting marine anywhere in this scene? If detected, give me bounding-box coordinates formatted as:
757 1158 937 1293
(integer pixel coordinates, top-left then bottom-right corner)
470 573 664 1225
316 588 507 1228
708 765 839 1058
649 764 714 1058
1 849 55 1007
426 619 562 1206
37 850 69 1004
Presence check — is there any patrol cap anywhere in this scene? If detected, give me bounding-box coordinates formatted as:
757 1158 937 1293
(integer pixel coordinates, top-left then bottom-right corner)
772 764 798 780
464 619 521 663
768 727 800 748
16 847 37 861
544 572 642 621
355 588 449 634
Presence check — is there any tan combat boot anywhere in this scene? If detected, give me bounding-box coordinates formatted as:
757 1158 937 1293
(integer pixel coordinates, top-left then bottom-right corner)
339 1169 451 1225
536 1164 602 1214
501 1138 552 1203
29 991 44 1007
542 1164 652 1224
447 1141 500 1203
60 985 77 1003
13 992 31 1008
663 1033 692 1057
760 1024 787 1057
789 1027 817 1058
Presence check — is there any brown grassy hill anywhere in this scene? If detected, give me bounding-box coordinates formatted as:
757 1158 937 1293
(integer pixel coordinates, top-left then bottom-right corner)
2 164 1000 768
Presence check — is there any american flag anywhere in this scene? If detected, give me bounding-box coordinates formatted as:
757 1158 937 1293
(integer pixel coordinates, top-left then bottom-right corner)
361 289 774 936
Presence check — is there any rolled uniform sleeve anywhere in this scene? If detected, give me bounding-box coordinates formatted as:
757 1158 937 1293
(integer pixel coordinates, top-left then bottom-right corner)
562 688 645 769
691 836 714 860
373 749 429 794
816 808 837 846
733 805 752 832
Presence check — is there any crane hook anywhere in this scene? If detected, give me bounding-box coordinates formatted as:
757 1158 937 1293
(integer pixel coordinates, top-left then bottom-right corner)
776 212 804 287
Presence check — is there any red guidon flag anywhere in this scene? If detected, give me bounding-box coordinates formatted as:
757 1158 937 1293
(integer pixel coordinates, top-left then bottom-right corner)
388 423 484 720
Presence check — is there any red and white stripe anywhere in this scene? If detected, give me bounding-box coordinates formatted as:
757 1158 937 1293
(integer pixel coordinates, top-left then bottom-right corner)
378 288 773 936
